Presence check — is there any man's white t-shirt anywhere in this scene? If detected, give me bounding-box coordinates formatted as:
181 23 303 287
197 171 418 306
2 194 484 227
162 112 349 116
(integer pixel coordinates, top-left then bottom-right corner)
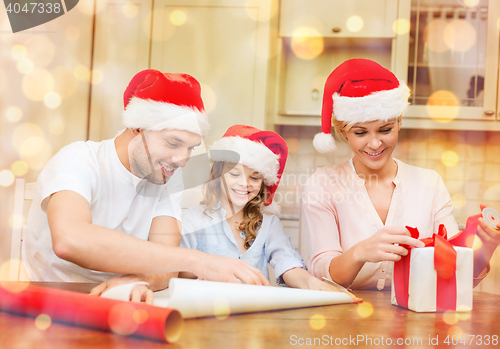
22 138 182 282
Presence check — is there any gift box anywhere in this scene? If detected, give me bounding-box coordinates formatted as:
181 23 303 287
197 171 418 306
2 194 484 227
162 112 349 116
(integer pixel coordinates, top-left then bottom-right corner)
391 225 473 312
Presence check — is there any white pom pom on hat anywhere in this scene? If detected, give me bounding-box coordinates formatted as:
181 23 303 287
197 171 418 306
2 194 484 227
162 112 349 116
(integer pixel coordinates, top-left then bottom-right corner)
314 58 410 153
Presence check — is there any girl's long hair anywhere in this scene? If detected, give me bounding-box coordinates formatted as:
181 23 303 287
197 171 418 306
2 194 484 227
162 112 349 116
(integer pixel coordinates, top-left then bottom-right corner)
201 161 269 250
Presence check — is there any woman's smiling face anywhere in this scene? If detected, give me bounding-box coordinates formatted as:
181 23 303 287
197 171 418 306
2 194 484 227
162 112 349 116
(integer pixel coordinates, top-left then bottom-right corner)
343 118 401 173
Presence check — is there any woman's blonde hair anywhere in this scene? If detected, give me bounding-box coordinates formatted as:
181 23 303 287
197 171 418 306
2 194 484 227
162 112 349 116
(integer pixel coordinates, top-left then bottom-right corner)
331 115 402 140
201 161 269 250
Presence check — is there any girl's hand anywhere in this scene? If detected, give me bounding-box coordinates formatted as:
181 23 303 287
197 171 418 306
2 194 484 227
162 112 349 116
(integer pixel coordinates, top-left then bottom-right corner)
353 226 424 263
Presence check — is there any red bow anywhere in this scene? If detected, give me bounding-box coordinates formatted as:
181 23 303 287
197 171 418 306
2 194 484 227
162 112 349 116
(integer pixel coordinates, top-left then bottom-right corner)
394 223 470 311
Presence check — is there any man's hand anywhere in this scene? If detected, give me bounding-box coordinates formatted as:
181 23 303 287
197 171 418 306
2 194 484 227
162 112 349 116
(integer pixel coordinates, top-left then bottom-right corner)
194 254 270 286
90 275 154 304
353 226 425 263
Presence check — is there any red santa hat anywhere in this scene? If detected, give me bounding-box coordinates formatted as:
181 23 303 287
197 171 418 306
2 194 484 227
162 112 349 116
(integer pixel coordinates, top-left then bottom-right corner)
209 125 288 215
122 69 210 137
313 58 410 153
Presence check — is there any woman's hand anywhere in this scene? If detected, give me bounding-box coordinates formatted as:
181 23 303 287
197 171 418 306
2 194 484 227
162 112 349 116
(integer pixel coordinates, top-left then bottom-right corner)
89 274 154 304
353 226 425 263
477 204 500 249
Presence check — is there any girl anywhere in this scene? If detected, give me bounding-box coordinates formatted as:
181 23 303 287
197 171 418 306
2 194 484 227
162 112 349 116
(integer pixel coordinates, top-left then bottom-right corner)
181 125 354 294
302 58 499 290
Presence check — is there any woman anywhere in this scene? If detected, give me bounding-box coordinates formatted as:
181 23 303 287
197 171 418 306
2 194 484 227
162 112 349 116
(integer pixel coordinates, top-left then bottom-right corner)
182 125 356 296
302 58 499 290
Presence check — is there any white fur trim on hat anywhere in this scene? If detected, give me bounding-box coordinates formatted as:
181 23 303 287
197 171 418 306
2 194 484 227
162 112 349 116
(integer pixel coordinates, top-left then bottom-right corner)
333 82 410 124
263 201 281 216
210 136 280 185
123 97 210 137
313 132 337 154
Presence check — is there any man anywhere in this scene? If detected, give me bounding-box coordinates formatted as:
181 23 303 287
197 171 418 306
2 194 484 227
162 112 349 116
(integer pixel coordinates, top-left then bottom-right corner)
22 70 269 296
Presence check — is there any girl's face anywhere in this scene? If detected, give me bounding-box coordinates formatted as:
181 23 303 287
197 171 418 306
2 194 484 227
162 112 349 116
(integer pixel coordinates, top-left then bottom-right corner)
220 163 263 211
343 118 401 173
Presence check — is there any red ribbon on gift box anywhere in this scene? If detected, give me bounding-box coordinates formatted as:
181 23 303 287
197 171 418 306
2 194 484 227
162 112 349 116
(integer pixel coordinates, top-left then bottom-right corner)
393 215 479 312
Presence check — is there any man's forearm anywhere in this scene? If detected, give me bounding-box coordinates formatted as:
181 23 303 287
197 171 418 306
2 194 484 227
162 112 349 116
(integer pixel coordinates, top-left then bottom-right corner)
51 220 206 275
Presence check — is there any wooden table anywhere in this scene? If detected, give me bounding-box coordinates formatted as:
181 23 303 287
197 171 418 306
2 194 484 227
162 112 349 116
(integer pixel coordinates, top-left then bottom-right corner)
1 283 499 348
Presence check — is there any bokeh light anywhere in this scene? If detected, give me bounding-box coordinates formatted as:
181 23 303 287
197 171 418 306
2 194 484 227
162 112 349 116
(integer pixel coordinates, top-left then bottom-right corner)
91 69 104 85
5 106 23 123
0 261 30 292
456 305 472 315
213 297 230 320
44 92 62 108
0 170 15 187
74 65 91 81
447 325 463 338
441 150 460 167
392 18 410 35
346 15 364 33
133 309 148 324
20 137 48 157
291 27 324 60
444 20 475 52
52 66 79 99
356 301 374 318
35 314 52 330
426 90 459 122
451 193 466 209
22 69 54 101
309 313 326 330
11 161 29 176
170 10 187 26
9 213 22 229
65 26 80 41
12 123 54 170
123 3 139 18
49 117 65 136
443 311 459 325
17 59 35 74
25 35 55 68
201 84 217 114
12 123 44 151
108 303 139 335
464 0 480 7
11 45 27 60
424 20 449 53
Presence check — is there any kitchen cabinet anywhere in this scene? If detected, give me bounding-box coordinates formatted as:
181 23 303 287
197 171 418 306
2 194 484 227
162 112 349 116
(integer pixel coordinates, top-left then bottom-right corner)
269 0 500 131
402 0 500 130
269 0 410 126
149 0 272 146
280 0 399 38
